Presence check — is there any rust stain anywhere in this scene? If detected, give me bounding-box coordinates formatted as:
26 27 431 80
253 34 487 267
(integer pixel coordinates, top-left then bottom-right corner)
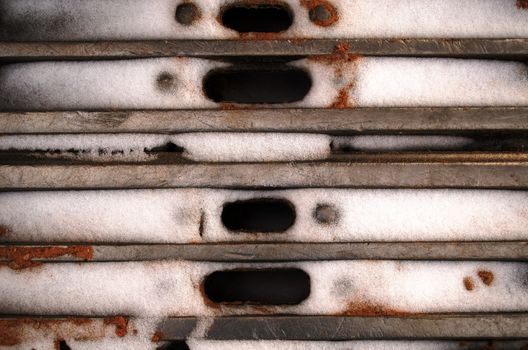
0 246 93 270
104 316 129 337
463 276 475 291
151 331 164 343
517 0 528 9
301 0 339 26
340 300 413 316
477 270 494 286
0 318 96 346
0 320 22 346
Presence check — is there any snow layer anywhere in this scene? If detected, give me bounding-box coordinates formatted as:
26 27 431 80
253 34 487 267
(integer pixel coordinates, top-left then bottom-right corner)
0 133 331 162
1 261 526 316
1 0 527 41
2 189 528 243
0 133 476 162
0 57 527 110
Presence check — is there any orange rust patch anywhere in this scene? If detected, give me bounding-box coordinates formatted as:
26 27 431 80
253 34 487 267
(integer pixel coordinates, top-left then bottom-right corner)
0 318 97 346
340 301 413 316
104 316 129 337
477 270 494 286
151 331 164 343
0 320 22 346
463 277 475 291
301 0 339 27
0 246 93 270
517 0 528 9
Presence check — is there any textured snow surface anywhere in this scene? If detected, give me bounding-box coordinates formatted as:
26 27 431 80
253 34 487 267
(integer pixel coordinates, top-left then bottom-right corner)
1 260 527 316
1 57 527 110
0 133 332 162
1 0 527 41
1 189 528 243
7 339 528 350
0 133 476 162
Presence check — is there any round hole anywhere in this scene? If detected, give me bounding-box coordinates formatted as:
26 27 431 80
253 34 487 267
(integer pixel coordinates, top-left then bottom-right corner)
175 3 200 26
221 2 293 33
303 0 339 26
314 204 339 225
156 72 177 93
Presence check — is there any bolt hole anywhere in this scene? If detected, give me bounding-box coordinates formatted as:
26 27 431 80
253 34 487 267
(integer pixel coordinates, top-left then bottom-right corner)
221 2 293 33
221 198 296 233
314 204 339 225
203 66 311 104
175 3 200 25
157 341 190 350
203 268 310 305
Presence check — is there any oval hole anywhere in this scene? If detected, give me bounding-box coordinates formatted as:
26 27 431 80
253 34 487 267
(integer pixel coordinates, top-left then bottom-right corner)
204 67 311 104
221 2 293 33
203 268 310 305
221 198 296 233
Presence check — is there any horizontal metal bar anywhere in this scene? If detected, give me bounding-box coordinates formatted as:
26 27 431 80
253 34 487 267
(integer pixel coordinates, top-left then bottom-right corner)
1 243 526 262
2 315 527 341
1 162 528 190
1 39 527 59
157 314 528 340
1 108 527 134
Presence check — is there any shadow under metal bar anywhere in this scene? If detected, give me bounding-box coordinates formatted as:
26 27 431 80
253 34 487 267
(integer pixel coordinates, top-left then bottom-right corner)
0 39 527 59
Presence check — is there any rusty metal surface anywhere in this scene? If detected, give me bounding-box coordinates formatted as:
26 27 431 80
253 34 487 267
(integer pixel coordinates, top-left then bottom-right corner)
1 162 528 190
1 39 527 59
1 108 527 134
1 243 527 263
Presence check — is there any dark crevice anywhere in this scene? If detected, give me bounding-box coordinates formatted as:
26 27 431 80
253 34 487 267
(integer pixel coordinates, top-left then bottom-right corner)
203 66 311 104
222 198 296 233
221 2 293 33
157 341 190 350
203 268 310 305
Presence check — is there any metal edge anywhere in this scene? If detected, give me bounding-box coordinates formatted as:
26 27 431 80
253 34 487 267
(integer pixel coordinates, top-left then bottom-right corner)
1 242 527 262
0 39 527 59
1 162 528 189
1 108 528 134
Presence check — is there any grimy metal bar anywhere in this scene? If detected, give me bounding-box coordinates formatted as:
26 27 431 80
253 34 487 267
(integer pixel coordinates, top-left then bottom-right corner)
157 314 528 340
1 39 527 59
1 242 527 262
1 108 528 134
1 162 528 190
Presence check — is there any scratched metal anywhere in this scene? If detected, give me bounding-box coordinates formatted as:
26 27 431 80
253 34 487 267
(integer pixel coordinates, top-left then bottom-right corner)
0 39 527 59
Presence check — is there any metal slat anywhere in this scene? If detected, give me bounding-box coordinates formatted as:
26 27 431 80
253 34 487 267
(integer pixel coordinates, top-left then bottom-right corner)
1 162 528 190
1 39 527 59
1 243 527 262
1 108 527 134
157 314 528 340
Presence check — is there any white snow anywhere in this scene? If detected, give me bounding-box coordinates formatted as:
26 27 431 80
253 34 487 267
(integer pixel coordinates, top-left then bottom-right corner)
1 57 526 110
1 189 528 243
1 261 526 316
0 133 476 162
1 0 527 40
